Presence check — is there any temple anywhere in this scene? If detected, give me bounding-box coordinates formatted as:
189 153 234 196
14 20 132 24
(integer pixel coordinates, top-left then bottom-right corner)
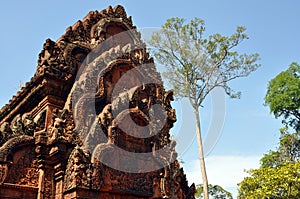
0 5 195 199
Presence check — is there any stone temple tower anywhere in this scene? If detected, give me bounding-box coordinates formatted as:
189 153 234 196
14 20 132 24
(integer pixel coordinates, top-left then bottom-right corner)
0 5 196 199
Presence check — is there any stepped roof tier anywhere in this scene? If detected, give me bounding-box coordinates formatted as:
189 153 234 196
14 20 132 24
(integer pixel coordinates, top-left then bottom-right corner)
0 5 195 199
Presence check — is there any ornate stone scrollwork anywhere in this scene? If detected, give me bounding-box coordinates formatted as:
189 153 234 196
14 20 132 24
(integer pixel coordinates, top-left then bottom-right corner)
0 5 195 199
47 109 77 145
64 146 92 191
35 39 75 81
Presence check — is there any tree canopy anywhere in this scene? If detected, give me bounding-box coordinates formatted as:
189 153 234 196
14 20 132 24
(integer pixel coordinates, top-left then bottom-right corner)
195 184 233 199
149 17 260 108
260 128 300 168
264 62 300 131
238 162 300 199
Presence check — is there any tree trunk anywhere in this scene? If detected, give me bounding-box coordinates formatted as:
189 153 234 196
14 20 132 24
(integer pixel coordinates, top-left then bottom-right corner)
194 108 209 199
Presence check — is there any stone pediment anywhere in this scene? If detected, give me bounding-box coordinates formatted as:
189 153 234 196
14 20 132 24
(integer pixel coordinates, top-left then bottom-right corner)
0 5 195 199
0 5 143 126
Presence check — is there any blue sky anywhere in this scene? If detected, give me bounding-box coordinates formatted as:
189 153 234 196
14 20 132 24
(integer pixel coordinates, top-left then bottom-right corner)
1 0 300 197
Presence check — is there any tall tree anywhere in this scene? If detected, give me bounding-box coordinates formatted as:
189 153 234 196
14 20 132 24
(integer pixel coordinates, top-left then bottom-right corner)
264 62 300 131
149 17 260 199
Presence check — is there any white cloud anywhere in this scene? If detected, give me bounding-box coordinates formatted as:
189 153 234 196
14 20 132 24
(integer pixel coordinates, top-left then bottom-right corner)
183 155 260 197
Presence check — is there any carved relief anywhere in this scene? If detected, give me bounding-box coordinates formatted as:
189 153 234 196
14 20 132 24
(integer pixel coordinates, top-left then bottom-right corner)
64 146 91 191
47 109 77 145
0 5 194 199
152 177 162 198
22 113 36 136
11 114 25 136
35 38 75 81
34 109 46 131
44 169 54 199
98 165 154 194
0 122 11 145
5 147 39 187
0 164 8 185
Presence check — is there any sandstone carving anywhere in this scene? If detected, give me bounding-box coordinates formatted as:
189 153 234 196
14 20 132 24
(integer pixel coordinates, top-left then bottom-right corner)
0 5 195 199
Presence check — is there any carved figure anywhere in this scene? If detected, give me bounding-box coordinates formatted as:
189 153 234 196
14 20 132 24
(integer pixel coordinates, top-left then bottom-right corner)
22 113 36 136
72 156 87 186
11 114 24 136
35 110 46 131
0 122 11 144
49 117 65 142
98 104 113 128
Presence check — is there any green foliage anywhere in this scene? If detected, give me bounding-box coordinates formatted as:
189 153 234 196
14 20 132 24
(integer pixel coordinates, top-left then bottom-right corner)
238 63 300 198
259 150 282 169
238 162 300 199
261 127 300 168
195 184 233 199
264 62 300 131
149 17 260 108
240 83 300 198
238 128 300 197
